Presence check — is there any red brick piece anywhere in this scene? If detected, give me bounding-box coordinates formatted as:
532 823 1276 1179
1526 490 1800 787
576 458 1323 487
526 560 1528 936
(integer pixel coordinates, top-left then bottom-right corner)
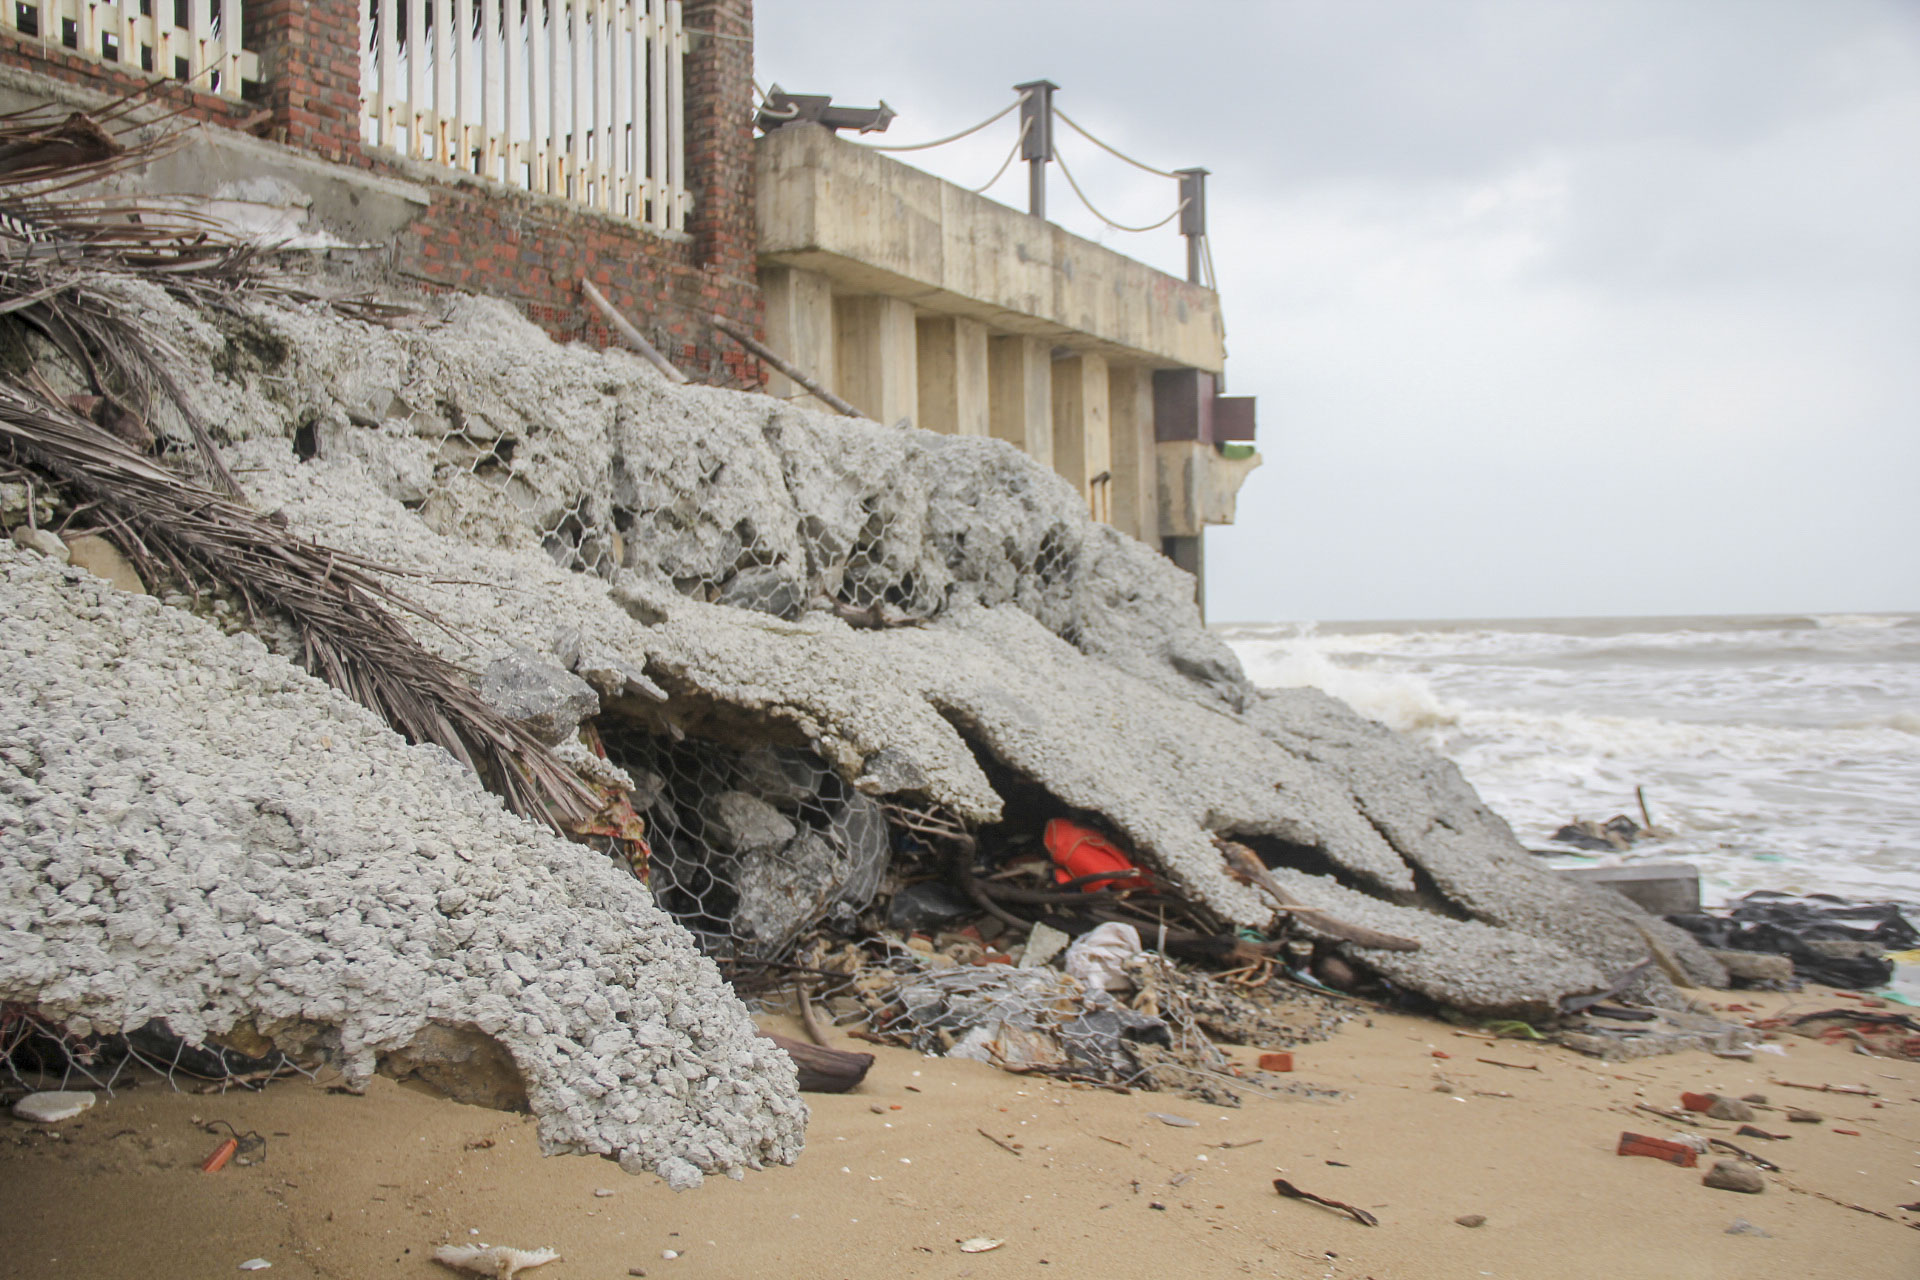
1258 1052 1294 1072
1616 1132 1699 1167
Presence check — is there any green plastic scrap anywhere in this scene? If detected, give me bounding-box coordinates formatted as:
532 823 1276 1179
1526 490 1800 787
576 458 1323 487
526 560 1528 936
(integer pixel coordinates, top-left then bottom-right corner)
1481 1019 1545 1041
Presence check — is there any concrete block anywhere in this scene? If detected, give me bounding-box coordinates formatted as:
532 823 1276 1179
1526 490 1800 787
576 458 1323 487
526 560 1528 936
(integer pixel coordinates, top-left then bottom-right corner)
1558 862 1701 916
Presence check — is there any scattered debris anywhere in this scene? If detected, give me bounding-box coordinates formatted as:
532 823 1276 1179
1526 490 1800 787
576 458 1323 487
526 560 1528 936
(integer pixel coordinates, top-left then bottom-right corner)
1258 1052 1294 1072
1786 1109 1823 1124
1771 1081 1874 1097
1708 1140 1779 1173
957 1238 1004 1254
1702 1161 1765 1194
1724 1218 1770 1237
237 1261 271 1272
1616 1132 1698 1167
1668 894 1917 989
1735 1125 1787 1141
1146 1112 1198 1128
1273 1178 1378 1226
1550 813 1664 852
1454 1214 1487 1228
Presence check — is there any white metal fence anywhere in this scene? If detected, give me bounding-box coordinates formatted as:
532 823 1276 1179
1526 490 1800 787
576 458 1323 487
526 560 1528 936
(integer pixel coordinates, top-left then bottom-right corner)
361 0 689 233
4 0 256 100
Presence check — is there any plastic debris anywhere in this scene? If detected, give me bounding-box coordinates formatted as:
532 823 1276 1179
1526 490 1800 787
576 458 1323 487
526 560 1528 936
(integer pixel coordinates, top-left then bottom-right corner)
958 1238 1004 1253
11 1090 94 1124
1045 818 1151 892
1064 922 1143 992
432 1244 560 1277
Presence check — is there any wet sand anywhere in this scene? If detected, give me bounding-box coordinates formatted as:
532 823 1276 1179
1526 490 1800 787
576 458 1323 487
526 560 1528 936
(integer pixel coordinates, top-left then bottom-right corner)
5 989 1915 1280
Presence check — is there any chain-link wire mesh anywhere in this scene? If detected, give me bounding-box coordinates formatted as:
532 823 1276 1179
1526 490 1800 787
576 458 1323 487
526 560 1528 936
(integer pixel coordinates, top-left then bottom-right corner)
1 1004 314 1099
596 728 890 964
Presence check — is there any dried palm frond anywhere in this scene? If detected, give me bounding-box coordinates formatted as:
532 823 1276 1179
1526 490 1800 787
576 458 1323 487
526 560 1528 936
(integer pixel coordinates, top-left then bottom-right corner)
0 381 599 832
0 102 552 826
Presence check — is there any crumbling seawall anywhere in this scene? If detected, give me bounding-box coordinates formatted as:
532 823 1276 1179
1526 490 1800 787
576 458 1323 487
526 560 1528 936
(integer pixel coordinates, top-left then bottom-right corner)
2 274 1720 1182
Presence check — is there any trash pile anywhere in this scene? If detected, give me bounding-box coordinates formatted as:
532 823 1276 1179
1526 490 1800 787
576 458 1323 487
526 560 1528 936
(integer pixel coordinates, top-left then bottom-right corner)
1668 892 1919 991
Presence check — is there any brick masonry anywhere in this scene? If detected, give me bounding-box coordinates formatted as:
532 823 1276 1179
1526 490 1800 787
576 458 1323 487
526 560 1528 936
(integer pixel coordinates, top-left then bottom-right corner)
0 0 764 387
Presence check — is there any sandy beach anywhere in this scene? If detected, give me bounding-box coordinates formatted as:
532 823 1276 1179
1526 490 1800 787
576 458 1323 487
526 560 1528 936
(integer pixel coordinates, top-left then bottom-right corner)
6 989 1915 1280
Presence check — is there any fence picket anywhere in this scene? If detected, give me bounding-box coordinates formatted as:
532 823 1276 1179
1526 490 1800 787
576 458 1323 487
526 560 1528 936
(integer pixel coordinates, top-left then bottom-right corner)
352 0 683 229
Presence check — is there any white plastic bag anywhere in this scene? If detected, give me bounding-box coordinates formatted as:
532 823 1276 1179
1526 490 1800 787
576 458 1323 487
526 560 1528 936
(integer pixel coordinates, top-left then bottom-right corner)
1064 921 1143 991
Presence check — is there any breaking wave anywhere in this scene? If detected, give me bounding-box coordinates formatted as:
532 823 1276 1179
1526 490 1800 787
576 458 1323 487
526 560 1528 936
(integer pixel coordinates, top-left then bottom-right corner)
1221 613 1920 907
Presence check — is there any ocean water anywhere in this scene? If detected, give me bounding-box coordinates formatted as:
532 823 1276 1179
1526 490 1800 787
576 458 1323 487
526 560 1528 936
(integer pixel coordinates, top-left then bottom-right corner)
1216 613 1920 909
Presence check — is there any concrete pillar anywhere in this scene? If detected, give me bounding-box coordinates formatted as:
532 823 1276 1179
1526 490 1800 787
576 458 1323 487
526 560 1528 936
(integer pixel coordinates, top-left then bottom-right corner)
760 267 837 411
987 335 1053 463
915 316 991 436
1107 363 1156 541
1051 354 1112 522
1163 534 1205 615
833 295 919 425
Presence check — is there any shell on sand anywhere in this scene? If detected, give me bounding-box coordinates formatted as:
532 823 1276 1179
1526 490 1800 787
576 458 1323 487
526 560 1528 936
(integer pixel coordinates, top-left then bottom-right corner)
431 1244 560 1278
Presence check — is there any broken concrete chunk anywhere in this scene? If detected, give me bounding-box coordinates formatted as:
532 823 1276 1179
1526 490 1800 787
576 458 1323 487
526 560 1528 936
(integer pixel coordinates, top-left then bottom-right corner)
706 791 797 855
478 650 600 745
853 745 930 796
1711 949 1794 985
9 526 69 562
732 745 820 808
1702 1160 1765 1194
1707 1096 1757 1123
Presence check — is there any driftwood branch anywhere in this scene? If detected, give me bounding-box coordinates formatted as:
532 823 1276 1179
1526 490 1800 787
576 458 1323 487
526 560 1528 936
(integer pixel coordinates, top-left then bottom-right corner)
1216 839 1421 952
581 279 688 383
760 1032 873 1093
711 313 867 418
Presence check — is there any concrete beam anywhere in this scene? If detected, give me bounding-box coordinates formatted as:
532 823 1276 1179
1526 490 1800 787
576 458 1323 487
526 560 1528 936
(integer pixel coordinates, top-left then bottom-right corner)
761 266 837 413
833 294 918 425
759 124 1225 373
915 315 990 436
1558 863 1702 916
1051 354 1111 522
1107 364 1157 542
987 335 1053 464
1156 441 1262 538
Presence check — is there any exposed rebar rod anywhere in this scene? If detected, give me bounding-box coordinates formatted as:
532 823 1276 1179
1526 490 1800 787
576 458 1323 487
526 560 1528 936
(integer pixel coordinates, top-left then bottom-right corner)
581 279 688 383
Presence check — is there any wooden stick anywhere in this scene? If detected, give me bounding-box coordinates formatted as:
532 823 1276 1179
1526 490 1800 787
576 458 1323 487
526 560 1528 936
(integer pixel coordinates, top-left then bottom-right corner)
794 979 830 1048
710 313 867 418
977 1128 1023 1157
580 279 689 383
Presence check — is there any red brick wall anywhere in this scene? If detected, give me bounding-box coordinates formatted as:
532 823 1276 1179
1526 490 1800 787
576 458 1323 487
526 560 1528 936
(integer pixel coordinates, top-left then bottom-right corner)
0 0 764 388
0 27 264 131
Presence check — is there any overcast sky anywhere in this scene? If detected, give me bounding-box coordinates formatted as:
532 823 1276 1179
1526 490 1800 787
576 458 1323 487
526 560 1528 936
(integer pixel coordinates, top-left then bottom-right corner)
755 1 1920 622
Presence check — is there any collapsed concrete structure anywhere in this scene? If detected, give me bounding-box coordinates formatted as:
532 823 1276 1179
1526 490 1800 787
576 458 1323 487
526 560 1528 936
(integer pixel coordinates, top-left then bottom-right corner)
1 275 1727 1175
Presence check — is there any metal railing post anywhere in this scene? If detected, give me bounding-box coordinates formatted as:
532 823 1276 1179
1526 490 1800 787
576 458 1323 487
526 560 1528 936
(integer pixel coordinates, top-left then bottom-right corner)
1176 167 1208 284
1014 78 1056 219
